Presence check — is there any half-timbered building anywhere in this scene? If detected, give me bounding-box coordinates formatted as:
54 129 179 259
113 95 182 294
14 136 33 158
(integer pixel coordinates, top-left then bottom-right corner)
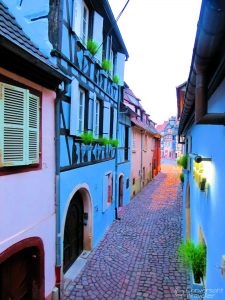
2 0 129 291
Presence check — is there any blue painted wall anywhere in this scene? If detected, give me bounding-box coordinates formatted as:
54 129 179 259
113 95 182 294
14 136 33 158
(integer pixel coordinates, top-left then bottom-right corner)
183 78 225 297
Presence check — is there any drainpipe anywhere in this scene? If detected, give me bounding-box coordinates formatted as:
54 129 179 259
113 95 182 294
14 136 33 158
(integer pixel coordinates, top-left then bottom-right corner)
114 86 122 220
55 83 67 288
140 130 143 190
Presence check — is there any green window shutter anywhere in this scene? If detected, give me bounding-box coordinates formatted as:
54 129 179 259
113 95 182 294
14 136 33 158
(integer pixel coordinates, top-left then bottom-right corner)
0 82 27 167
27 93 39 164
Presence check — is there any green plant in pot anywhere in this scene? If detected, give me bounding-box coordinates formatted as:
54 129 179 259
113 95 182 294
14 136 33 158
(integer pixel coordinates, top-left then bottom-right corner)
112 75 120 85
80 131 94 145
87 39 99 56
102 59 112 72
178 241 206 284
109 139 119 147
177 155 188 169
97 136 109 146
179 173 184 183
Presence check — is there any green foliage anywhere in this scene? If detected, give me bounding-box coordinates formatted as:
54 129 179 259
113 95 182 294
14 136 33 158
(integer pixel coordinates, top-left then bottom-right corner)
180 173 184 183
178 241 206 283
80 131 94 144
102 59 112 71
112 75 120 84
109 139 119 147
87 39 99 55
97 136 110 146
177 155 188 169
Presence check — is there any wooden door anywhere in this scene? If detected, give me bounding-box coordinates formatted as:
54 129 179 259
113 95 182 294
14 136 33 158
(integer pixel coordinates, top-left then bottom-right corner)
0 248 40 300
63 192 84 273
119 176 124 207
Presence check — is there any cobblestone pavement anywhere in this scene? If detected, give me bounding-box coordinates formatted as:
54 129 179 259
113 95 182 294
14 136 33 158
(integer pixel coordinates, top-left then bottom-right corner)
63 163 188 300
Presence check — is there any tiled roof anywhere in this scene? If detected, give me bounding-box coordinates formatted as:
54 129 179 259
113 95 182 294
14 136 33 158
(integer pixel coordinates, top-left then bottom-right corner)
0 1 62 73
156 121 168 133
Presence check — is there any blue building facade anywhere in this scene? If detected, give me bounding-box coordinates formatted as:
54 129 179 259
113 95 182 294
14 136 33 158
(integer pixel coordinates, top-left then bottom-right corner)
177 0 225 298
2 0 130 288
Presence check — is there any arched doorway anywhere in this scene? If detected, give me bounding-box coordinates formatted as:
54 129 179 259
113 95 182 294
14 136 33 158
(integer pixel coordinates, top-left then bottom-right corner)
118 175 124 207
186 182 191 240
63 191 84 273
0 238 44 300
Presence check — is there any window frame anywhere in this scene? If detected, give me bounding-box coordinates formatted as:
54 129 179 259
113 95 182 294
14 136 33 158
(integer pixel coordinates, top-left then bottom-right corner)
0 77 41 174
94 99 100 137
81 1 89 44
78 88 85 133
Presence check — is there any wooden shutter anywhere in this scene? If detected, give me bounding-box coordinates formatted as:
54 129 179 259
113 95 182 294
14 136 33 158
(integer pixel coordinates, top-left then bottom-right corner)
92 12 103 63
113 108 117 139
115 52 126 86
0 83 26 167
103 101 110 138
27 93 39 164
72 0 82 38
88 92 96 133
70 78 80 136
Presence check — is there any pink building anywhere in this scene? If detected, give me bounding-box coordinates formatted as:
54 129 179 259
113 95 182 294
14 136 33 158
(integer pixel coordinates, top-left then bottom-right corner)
124 84 160 198
0 5 67 299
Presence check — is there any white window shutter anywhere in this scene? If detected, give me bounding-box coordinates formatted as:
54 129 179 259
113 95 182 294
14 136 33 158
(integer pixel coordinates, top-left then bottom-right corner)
92 12 103 63
115 52 126 86
0 83 26 167
27 93 39 164
88 92 96 136
72 0 82 38
113 108 117 139
103 101 110 138
70 78 80 136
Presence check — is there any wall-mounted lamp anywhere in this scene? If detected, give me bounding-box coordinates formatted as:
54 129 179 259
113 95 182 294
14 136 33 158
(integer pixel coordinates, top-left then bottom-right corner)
189 153 212 163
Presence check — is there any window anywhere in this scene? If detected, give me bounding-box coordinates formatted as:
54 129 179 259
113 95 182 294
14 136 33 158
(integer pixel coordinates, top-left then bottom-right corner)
125 126 129 160
107 172 113 204
132 131 136 152
126 178 129 189
0 82 39 167
81 1 89 43
144 134 147 151
78 89 85 133
94 100 100 137
109 106 114 139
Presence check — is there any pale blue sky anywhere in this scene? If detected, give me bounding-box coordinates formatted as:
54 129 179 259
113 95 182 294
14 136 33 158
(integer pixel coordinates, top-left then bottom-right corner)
108 0 202 124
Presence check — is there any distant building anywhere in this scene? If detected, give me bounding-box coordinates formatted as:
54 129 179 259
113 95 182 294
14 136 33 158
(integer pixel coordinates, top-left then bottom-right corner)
124 84 160 198
156 117 183 159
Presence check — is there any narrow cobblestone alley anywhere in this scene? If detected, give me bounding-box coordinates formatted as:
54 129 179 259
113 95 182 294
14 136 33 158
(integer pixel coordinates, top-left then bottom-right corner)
64 162 188 300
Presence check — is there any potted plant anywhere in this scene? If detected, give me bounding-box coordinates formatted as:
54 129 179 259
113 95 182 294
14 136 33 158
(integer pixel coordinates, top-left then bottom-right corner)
80 131 94 145
108 139 119 157
177 155 188 169
179 173 184 184
101 59 112 72
109 139 119 147
96 136 109 159
112 75 120 85
86 39 99 56
178 241 206 298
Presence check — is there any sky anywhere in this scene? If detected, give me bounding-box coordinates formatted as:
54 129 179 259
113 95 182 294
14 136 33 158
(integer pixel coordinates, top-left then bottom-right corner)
108 0 202 125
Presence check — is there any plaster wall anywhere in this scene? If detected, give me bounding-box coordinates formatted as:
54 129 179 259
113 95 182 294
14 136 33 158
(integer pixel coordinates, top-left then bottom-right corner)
184 77 225 295
4 0 53 57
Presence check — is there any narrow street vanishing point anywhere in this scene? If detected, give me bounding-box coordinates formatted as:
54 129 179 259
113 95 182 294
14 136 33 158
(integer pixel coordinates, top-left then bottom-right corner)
64 161 188 300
